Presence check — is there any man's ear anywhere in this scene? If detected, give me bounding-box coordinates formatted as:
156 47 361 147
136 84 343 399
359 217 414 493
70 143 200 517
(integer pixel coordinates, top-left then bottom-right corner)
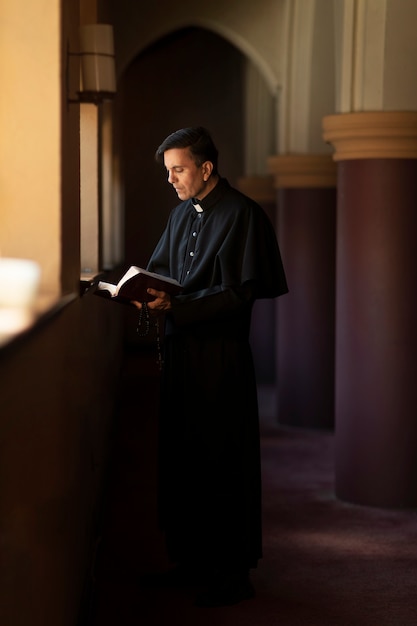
202 160 213 181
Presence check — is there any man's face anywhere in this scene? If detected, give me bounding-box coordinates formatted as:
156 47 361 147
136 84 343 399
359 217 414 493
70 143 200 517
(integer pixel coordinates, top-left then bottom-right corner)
164 147 210 201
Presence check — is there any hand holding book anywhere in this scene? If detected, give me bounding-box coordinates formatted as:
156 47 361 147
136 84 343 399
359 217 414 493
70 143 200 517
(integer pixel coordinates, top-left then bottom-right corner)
95 266 183 305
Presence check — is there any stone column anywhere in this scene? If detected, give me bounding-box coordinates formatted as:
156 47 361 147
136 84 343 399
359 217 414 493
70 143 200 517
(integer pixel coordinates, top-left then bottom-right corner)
323 111 417 508
268 155 337 430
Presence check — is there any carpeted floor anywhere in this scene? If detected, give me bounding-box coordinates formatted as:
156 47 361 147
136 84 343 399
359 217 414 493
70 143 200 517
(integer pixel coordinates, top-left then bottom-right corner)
88 349 417 625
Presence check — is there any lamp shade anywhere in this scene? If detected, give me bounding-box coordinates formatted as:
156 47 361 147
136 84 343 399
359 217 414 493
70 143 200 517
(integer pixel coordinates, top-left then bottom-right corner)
79 24 116 96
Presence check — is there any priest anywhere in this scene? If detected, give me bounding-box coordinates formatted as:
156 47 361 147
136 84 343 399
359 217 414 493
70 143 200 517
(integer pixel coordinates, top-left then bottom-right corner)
133 126 288 607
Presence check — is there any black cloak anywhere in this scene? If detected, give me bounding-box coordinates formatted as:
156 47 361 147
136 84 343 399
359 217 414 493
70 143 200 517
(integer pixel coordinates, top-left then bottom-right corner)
147 177 288 571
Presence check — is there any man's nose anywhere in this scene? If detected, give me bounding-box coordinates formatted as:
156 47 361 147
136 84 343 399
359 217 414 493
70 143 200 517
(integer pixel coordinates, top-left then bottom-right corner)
168 171 176 184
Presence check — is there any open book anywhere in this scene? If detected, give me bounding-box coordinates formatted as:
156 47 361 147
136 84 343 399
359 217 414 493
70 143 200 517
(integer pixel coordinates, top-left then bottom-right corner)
95 266 183 305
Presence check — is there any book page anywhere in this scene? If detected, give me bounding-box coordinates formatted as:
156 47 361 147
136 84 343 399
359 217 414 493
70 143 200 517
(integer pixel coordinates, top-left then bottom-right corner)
116 266 141 292
97 281 117 296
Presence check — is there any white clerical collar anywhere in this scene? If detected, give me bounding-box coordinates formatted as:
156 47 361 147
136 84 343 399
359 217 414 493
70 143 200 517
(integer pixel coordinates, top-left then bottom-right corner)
192 198 203 212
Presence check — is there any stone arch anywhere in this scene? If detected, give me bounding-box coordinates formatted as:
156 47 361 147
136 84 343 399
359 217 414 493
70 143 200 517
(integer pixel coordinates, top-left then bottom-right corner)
122 18 279 97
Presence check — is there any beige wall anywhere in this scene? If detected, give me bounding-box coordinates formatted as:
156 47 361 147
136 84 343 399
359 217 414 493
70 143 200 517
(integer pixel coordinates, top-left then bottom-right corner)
0 0 61 295
384 0 417 109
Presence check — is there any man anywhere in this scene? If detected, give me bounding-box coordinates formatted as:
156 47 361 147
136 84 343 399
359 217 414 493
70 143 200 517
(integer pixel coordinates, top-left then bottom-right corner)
133 126 288 607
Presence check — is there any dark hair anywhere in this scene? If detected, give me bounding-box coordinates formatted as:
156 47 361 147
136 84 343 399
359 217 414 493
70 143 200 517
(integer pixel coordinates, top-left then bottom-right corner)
155 126 219 175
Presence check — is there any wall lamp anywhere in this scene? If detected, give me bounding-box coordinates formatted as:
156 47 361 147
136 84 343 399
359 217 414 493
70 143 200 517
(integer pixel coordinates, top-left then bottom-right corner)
67 24 116 105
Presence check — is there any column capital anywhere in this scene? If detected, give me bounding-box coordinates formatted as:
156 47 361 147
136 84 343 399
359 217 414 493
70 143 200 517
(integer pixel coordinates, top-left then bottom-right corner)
323 111 417 161
267 154 337 188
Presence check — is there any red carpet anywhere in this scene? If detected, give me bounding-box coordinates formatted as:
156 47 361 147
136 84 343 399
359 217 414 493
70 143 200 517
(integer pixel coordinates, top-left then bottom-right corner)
89 349 417 625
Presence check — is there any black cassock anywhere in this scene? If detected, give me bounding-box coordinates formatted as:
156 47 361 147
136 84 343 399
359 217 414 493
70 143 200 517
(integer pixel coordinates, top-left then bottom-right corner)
147 177 288 572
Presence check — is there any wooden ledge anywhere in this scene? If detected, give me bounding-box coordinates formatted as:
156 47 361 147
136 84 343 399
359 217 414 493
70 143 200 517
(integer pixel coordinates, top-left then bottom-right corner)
322 111 417 161
0 293 76 351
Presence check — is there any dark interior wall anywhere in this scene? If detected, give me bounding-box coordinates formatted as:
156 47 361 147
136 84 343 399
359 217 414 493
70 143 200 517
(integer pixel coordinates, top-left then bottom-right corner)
114 27 245 267
0 294 124 626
